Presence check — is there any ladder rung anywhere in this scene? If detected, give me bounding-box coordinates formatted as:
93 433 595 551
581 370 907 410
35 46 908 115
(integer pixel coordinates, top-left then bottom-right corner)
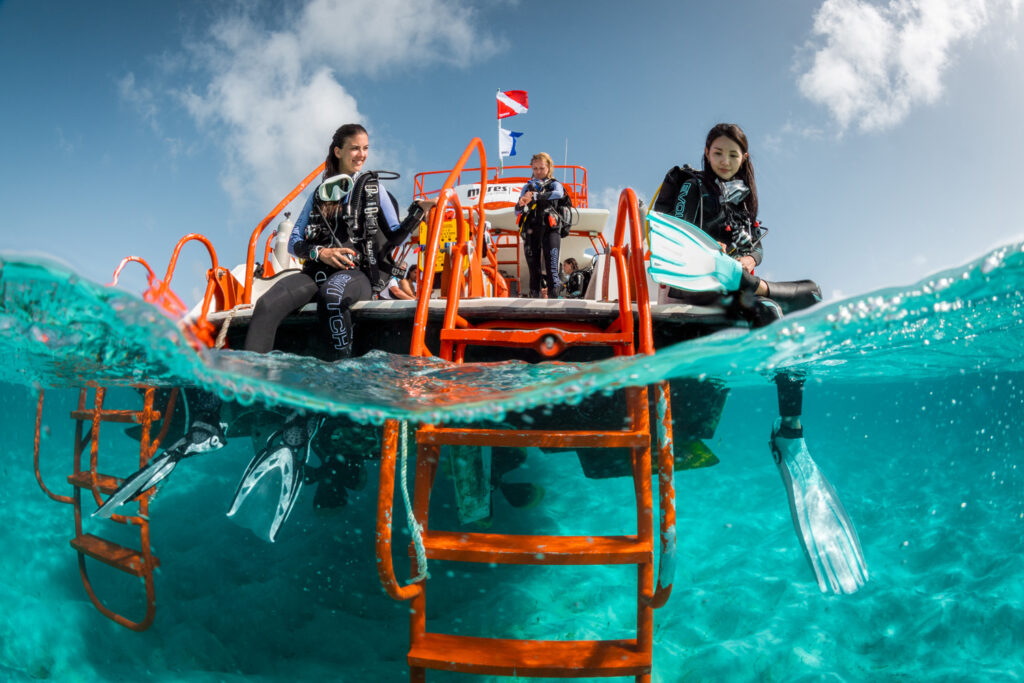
421 531 651 565
417 427 648 449
67 471 122 494
70 409 160 424
70 534 158 576
440 328 629 347
409 633 649 677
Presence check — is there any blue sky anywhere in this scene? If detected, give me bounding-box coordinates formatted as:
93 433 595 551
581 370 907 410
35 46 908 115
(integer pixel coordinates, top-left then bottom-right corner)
2 0 1022 301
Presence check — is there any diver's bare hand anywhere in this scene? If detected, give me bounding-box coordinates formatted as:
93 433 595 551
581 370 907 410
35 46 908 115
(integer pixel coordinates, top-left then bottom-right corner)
319 247 358 269
738 255 756 273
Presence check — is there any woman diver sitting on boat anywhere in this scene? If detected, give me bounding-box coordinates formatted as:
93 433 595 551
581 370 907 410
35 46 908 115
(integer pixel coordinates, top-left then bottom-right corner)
516 152 566 299
650 123 868 594
245 123 429 358
93 124 432 541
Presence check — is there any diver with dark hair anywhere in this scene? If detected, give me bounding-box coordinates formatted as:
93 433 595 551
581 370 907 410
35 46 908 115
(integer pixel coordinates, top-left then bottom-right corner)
246 123 430 359
650 122 867 594
94 124 431 541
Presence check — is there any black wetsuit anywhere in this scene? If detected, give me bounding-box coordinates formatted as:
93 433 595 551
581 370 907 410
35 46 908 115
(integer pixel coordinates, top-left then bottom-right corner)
654 165 819 417
245 174 401 359
517 178 565 298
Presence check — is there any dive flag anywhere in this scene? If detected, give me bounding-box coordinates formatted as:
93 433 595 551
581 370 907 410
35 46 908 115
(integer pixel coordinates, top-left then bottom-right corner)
499 127 523 158
497 90 528 119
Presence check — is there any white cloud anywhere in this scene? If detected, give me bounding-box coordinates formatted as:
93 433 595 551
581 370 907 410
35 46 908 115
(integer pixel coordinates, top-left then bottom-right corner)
118 72 160 133
131 0 500 208
798 0 1021 133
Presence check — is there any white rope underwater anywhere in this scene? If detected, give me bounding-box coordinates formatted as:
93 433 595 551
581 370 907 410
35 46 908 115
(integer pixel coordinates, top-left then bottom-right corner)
399 420 428 583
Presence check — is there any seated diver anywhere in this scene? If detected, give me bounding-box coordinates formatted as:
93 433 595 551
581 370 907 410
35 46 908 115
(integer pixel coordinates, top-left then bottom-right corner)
94 123 429 541
649 122 868 594
516 152 568 299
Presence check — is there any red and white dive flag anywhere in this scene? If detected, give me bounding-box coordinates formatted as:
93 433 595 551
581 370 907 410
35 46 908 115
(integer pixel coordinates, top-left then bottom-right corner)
497 90 528 119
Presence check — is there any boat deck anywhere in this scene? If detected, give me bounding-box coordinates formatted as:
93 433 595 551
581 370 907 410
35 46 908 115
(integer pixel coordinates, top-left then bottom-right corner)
208 297 742 361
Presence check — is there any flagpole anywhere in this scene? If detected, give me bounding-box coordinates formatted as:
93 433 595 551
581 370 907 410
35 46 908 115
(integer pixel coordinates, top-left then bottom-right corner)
563 138 568 183
497 89 503 176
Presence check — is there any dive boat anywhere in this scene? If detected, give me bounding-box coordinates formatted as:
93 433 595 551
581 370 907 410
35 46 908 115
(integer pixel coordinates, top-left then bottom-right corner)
32 138 742 681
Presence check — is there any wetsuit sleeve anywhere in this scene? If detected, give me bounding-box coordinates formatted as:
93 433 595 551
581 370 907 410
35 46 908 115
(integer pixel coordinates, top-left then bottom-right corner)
539 180 565 201
515 183 530 218
652 166 701 221
747 241 763 267
379 184 401 234
288 193 317 259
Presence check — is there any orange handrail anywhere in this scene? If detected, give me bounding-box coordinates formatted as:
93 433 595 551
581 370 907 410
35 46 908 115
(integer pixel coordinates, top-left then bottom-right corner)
242 162 325 303
613 188 654 355
109 256 189 320
647 380 676 608
33 390 74 504
409 138 489 357
375 419 424 601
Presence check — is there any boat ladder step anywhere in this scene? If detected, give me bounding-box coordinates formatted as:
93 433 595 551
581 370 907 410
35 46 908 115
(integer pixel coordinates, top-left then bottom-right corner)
67 471 122 494
408 633 650 678
70 533 159 577
70 408 160 424
418 427 648 449
420 530 652 565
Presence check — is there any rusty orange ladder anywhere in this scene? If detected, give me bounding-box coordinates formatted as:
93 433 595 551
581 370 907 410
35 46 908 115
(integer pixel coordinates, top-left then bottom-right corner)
34 386 176 631
376 141 677 681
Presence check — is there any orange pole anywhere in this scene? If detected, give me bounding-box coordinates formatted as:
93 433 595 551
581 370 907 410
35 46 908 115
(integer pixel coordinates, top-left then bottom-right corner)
33 390 74 504
410 139 488 357
242 162 325 303
647 380 676 608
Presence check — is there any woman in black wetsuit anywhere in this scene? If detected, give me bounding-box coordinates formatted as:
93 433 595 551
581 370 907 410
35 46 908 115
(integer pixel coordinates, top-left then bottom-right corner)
652 123 820 457
95 125 429 527
652 124 869 595
245 123 420 359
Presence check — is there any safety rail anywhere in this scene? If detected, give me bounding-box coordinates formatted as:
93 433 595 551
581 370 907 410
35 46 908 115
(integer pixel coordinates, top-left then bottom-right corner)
413 164 589 209
110 234 227 348
242 162 325 303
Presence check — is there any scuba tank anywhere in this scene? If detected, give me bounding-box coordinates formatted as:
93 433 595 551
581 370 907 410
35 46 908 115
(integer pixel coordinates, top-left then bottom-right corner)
272 212 295 272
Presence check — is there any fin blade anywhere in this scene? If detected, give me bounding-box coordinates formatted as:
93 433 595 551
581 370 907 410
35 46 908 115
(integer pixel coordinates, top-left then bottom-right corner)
772 422 868 595
92 452 179 519
647 211 742 293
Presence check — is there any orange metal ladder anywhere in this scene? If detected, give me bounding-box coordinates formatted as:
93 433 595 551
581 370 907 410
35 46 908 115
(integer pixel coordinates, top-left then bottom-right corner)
376 141 677 681
34 386 176 631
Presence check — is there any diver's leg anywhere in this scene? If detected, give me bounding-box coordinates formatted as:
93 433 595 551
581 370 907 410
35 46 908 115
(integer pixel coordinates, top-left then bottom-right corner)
244 272 318 353
491 446 544 510
523 227 542 297
317 269 373 359
94 388 227 518
544 228 562 298
776 373 805 433
762 279 822 314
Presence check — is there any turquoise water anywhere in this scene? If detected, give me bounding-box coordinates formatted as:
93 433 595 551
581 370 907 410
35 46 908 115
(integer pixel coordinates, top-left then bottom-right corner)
1 247 1022 681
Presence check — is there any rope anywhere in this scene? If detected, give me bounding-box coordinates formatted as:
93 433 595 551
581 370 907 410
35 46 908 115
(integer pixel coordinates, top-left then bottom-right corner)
213 304 255 349
399 420 428 583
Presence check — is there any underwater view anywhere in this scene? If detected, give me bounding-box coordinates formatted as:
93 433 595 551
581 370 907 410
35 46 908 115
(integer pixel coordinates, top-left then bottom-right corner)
1 243 1022 682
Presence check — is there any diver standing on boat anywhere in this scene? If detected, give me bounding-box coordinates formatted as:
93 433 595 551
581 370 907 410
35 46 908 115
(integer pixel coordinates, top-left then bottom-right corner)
517 152 567 299
650 123 868 594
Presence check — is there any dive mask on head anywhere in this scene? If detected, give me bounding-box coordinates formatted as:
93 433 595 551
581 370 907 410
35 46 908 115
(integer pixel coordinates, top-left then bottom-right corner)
717 178 750 205
317 174 354 202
